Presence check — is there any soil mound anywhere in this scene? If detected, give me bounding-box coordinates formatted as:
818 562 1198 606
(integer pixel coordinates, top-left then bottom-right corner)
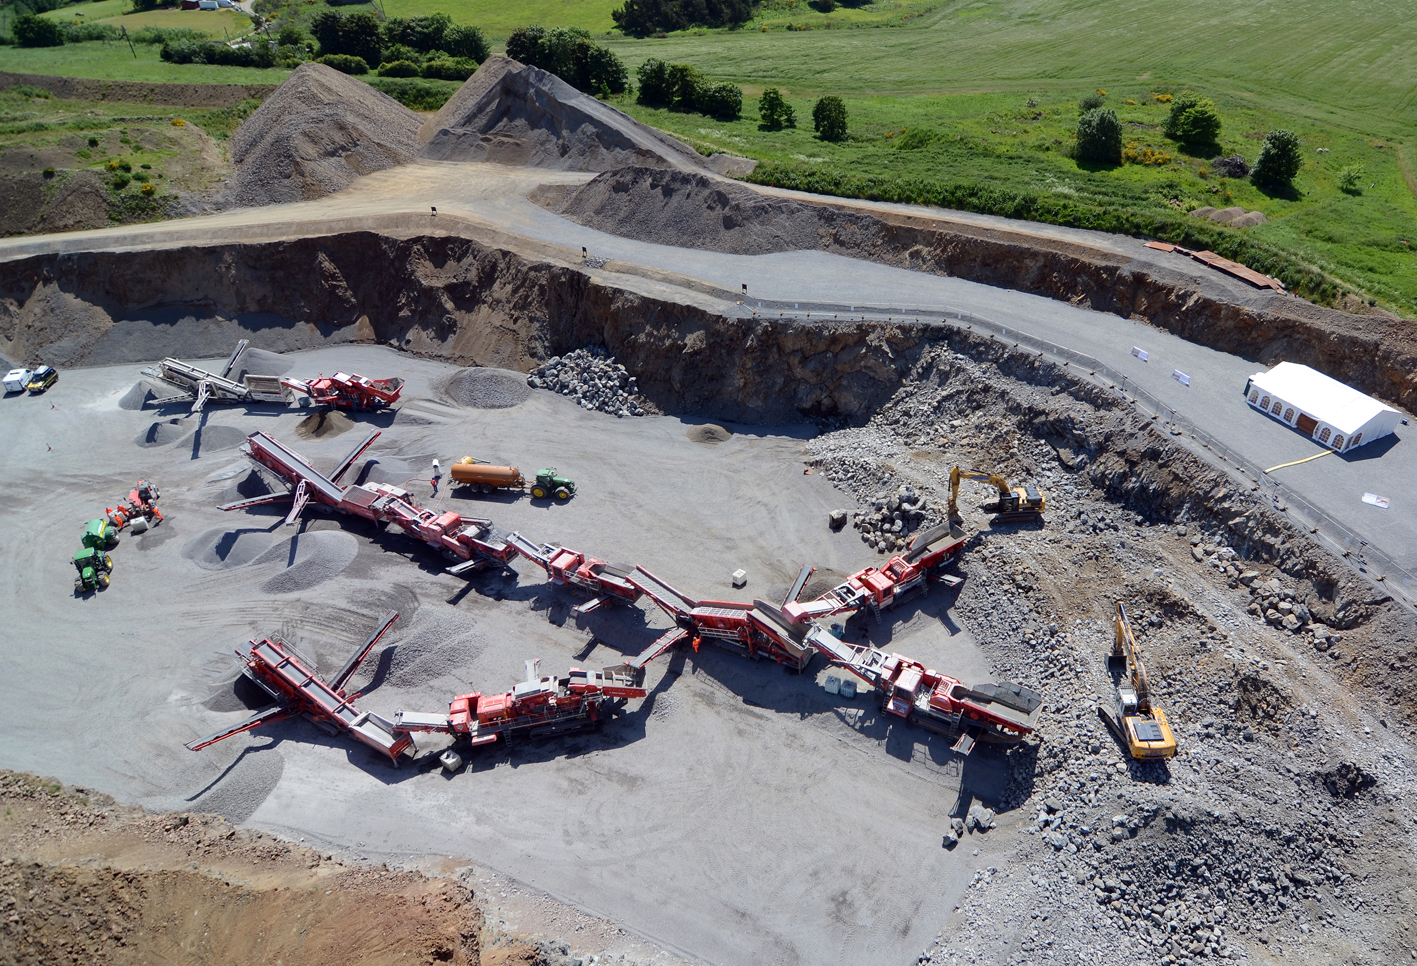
419 56 705 172
183 527 274 570
226 63 422 207
295 409 355 439
444 366 530 408
541 166 878 255
687 423 733 444
255 530 359 594
191 424 249 454
135 418 190 447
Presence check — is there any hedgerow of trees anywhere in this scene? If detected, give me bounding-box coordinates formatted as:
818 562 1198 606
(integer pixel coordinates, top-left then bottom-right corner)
612 0 756 38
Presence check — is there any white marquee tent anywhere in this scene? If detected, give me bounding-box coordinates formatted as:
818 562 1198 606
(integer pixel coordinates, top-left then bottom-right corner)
1244 362 1401 453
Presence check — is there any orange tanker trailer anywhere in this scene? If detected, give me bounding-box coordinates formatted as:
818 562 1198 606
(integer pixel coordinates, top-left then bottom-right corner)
449 457 526 494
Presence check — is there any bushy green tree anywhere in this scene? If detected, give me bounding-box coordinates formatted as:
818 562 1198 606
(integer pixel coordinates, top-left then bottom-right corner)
666 62 703 111
276 24 307 48
443 24 488 63
1078 92 1105 114
636 58 672 106
696 81 742 120
14 14 65 47
759 88 795 129
813 95 847 141
1162 92 1221 146
311 11 381 66
1075 107 1122 164
506 26 625 95
1251 129 1303 189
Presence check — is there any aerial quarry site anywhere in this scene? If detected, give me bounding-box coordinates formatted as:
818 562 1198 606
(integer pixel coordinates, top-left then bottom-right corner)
4 54 1417 966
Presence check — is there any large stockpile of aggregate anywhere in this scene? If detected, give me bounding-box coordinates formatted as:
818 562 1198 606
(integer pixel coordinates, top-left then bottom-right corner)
539 165 880 254
527 347 645 416
443 366 530 409
224 63 422 207
419 56 705 172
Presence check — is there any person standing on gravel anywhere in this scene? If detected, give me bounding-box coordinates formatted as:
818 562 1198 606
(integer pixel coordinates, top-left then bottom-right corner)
431 459 442 497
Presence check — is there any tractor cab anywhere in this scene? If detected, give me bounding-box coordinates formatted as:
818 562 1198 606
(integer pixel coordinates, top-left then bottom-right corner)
73 547 113 591
532 468 577 501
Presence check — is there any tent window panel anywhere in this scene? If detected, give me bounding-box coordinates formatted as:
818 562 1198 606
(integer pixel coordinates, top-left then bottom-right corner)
1249 390 1260 404
1320 428 1331 443
1271 400 1283 415
1351 433 1362 448
1284 407 1295 422
1333 435 1345 449
1261 395 1271 409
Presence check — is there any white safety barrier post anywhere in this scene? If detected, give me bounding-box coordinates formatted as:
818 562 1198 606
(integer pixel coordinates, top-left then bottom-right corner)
1131 347 1149 361
1172 370 1191 386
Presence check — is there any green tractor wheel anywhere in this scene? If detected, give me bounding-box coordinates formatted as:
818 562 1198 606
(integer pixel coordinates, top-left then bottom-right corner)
532 486 547 499
555 487 572 501
97 574 110 589
103 554 113 569
105 532 120 550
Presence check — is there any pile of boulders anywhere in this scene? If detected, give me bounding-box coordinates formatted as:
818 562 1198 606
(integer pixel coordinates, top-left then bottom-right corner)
527 347 645 417
852 484 933 554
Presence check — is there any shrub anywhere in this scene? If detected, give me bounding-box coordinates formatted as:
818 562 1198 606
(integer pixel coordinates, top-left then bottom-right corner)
141 182 156 196
131 26 206 45
666 62 703 111
1122 142 1172 166
810 0 836 10
1162 92 1221 146
612 0 755 38
87 136 99 147
420 57 477 81
316 53 369 75
14 14 65 47
1337 163 1364 195
118 159 131 172
636 57 671 106
170 118 185 126
42 166 55 178
812 95 847 141
276 24 307 48
378 59 420 77
696 81 742 120
112 173 130 190
758 88 795 129
1251 130 1303 189
442 24 488 62
1154 93 1172 103
366 78 456 111
65 23 122 43
1075 107 1122 165
893 127 938 150
1078 92 1104 114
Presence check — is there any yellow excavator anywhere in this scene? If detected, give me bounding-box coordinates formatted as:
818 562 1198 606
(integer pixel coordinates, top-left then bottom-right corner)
947 466 1047 524
1098 602 1177 760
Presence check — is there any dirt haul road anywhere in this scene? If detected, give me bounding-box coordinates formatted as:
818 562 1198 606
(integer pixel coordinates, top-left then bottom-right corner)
0 345 1013 966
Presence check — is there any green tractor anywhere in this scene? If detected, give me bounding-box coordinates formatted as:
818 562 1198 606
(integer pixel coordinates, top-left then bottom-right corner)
81 518 120 552
530 468 576 501
74 547 113 592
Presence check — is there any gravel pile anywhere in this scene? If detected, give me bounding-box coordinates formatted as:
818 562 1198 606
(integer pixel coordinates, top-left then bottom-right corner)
382 611 484 690
183 527 274 571
185 749 284 824
223 63 422 208
118 380 160 411
444 367 531 409
528 347 645 417
191 424 249 454
356 453 437 487
419 56 705 172
686 423 733 444
256 530 359 594
295 409 354 440
235 347 292 381
541 166 881 255
134 418 189 447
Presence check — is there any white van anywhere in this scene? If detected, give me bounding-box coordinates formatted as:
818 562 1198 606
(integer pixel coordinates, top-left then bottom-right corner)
4 368 32 393
198 0 219 9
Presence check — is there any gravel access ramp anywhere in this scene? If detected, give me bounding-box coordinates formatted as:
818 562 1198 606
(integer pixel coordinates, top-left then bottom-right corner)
419 56 706 172
224 63 423 208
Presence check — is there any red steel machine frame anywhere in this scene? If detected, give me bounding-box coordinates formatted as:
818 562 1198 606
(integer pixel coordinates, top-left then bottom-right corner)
282 372 404 410
784 522 965 624
105 479 164 531
506 533 642 616
219 430 516 574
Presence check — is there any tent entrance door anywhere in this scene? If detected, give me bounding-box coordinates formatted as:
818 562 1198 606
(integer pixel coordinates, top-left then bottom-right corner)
1296 413 1318 436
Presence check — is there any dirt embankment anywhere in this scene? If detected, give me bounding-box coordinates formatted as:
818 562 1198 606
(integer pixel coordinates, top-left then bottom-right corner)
0 771 486 966
546 167 1417 410
0 230 929 422
0 71 278 108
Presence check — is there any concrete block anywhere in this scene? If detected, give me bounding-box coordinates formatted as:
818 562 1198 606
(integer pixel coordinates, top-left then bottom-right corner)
731 568 747 588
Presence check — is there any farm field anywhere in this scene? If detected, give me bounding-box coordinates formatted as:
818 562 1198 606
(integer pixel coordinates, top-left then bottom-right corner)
37 2 252 39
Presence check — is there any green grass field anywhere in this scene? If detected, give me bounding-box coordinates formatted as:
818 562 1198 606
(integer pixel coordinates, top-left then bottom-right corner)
2 0 1414 312
0 40 288 84
38 3 252 40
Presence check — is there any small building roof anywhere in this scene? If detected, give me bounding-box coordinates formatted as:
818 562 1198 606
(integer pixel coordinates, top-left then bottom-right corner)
1249 362 1397 435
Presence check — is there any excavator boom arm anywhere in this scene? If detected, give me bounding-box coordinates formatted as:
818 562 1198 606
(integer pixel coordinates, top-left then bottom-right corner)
948 466 1016 518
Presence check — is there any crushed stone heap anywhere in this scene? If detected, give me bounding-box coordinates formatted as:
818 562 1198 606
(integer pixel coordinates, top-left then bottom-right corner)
418 56 706 172
528 347 645 417
225 62 423 207
539 165 881 255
